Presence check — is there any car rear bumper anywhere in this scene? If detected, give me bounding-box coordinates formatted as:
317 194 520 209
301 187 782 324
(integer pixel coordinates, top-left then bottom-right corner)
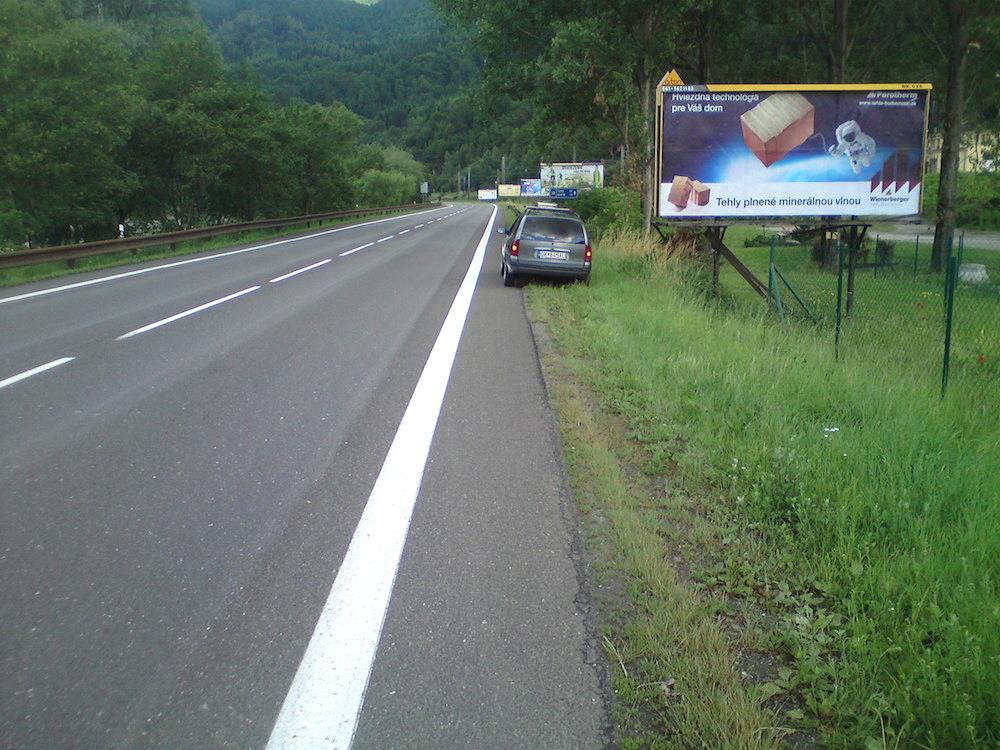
508 259 590 280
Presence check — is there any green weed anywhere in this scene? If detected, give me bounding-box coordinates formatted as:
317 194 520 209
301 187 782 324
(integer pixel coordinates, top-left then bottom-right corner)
527 231 1000 748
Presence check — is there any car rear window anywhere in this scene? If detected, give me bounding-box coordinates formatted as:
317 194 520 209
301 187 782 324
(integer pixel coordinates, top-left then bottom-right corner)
521 217 586 244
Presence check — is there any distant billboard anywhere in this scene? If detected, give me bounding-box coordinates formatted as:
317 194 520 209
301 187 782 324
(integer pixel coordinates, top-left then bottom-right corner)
548 188 579 199
520 178 542 196
478 189 498 201
540 163 604 195
498 183 521 197
655 83 932 219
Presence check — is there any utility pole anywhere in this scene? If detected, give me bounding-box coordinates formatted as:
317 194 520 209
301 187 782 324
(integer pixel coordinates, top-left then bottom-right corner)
501 155 506 185
572 144 577 162
467 166 471 192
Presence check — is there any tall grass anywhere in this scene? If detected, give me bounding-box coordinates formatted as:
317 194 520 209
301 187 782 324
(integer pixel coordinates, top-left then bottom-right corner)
527 231 1000 748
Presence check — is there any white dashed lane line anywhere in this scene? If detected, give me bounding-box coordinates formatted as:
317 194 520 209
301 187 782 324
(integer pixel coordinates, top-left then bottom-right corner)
269 259 332 284
0 357 76 391
376 236 394 243
117 286 260 340
340 242 374 257
0 205 451 306
398 229 410 235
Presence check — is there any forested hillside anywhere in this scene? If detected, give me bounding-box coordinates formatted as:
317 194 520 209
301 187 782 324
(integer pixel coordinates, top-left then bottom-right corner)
0 0 427 248
193 0 611 191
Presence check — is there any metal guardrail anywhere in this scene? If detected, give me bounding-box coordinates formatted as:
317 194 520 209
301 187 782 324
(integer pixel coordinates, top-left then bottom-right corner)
0 202 442 270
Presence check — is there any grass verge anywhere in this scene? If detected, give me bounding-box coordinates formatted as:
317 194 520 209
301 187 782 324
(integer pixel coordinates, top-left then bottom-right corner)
525 230 999 749
0 207 423 288
529 316 786 749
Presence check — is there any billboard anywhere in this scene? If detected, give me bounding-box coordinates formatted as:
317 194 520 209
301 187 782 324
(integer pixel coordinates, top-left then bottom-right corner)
540 162 604 195
549 188 578 199
656 84 931 219
520 178 542 196
498 183 521 197
478 189 498 201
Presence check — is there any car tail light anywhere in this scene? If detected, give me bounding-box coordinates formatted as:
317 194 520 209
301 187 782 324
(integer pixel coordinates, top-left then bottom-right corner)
510 240 520 257
584 244 592 262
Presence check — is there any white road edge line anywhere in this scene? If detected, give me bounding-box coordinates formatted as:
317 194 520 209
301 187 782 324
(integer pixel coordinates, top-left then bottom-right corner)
0 206 451 306
0 357 75 391
117 286 260 340
269 259 332 283
266 205 498 750
339 242 374 258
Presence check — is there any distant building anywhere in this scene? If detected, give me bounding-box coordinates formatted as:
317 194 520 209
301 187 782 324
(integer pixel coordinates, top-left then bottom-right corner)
924 130 998 173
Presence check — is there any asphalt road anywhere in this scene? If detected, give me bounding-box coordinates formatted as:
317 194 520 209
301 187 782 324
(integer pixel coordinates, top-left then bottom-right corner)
0 203 609 748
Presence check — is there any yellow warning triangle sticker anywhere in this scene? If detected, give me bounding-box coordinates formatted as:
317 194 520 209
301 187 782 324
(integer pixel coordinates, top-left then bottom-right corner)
662 69 685 86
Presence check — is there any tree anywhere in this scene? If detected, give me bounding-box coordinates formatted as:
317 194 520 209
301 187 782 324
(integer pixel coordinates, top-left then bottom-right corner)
0 0 137 244
918 0 996 270
269 101 363 215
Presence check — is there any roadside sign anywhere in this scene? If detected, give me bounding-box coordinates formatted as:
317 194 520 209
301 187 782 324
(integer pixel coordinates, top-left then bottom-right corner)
420 181 429 195
520 178 542 196
477 189 498 201
540 163 603 195
655 82 933 219
661 68 685 86
548 187 579 199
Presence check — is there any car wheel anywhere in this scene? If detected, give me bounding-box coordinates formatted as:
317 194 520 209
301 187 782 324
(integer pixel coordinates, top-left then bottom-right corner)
502 262 517 287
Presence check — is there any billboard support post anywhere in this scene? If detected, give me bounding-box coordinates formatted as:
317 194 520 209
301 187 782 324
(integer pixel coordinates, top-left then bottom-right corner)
701 225 768 299
712 244 721 298
846 225 857 316
835 239 845 360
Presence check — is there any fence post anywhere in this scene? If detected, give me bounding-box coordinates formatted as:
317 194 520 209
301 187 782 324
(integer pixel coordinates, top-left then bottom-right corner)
846 228 857 316
768 235 785 320
874 233 879 278
835 238 845 360
941 256 958 397
913 235 919 279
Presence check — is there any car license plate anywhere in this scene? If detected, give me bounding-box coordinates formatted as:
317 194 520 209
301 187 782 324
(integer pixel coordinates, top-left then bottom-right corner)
536 250 568 260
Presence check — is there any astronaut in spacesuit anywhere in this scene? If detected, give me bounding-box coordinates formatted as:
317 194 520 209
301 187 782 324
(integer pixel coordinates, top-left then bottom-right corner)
828 120 876 173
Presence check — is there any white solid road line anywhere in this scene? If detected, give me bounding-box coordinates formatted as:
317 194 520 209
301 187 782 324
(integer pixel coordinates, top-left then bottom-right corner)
339 242 374 258
265 205 499 750
269 259 332 283
117 286 260 340
0 357 75 391
0 206 452 306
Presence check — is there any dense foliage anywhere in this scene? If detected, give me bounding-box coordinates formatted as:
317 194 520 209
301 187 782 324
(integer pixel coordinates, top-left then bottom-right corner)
193 0 613 194
0 0 425 248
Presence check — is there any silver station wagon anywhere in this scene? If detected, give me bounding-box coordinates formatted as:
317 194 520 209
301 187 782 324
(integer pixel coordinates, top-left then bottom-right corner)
497 207 591 286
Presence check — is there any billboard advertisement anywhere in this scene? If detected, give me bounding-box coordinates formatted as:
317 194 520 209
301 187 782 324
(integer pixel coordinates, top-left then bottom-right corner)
520 178 542 196
549 188 579 199
540 162 604 195
656 84 931 219
478 189 498 201
498 183 521 197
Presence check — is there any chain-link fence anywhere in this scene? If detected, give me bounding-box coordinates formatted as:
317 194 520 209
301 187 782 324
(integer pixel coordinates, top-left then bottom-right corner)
727 227 999 396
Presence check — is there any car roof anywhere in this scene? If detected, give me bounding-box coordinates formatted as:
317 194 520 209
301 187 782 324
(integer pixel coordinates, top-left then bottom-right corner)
521 207 582 220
